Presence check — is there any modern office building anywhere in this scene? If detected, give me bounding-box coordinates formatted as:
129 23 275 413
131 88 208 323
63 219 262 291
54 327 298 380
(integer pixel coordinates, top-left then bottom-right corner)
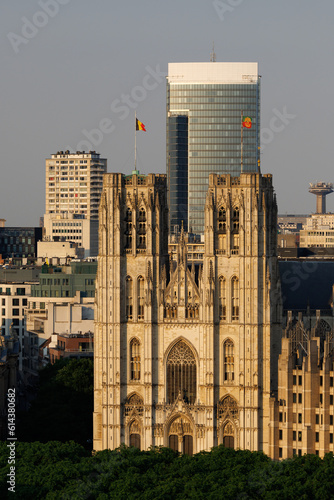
30 260 97 299
167 62 260 234
44 150 107 256
0 226 42 260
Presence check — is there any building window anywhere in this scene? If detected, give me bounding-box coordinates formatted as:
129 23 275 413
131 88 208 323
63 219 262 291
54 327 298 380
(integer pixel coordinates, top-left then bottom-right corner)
125 208 132 249
315 432 319 442
279 412 283 422
320 394 323 404
130 339 140 381
330 395 333 406
137 208 146 249
316 414 319 425
279 430 283 440
126 277 133 320
218 208 227 233
293 431 296 441
279 447 282 458
293 393 297 403
330 377 333 387
167 341 196 405
293 375 296 385
298 394 302 404
219 277 226 320
231 277 239 321
320 376 323 386
224 340 234 382
330 433 333 444
12 299 19 306
330 415 333 426
298 431 302 442
12 309 19 316
137 277 144 321
232 207 239 233
298 413 302 424
298 375 302 386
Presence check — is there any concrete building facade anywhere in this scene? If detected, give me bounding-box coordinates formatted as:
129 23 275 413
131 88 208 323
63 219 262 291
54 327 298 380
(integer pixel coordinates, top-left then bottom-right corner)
44 150 107 256
0 282 33 371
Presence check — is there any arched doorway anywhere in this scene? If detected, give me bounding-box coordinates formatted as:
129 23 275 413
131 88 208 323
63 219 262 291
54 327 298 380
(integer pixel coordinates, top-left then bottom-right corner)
217 396 238 449
168 416 193 455
222 422 234 448
129 420 141 449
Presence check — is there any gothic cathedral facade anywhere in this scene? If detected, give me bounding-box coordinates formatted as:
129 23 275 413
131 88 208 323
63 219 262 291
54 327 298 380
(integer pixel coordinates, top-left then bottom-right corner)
93 171 282 456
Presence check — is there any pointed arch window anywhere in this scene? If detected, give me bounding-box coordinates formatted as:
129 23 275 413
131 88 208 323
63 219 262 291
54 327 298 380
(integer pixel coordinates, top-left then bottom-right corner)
231 276 239 321
126 277 133 320
232 207 239 233
137 276 145 320
167 341 196 404
224 340 234 381
137 208 146 249
218 208 227 233
130 338 141 380
219 276 226 320
125 208 132 249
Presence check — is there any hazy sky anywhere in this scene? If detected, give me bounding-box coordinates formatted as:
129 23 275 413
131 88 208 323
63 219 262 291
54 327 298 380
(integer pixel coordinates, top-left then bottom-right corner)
1 0 333 226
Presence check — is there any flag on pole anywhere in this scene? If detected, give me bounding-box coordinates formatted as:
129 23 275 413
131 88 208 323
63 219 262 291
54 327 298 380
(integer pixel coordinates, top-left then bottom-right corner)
242 116 252 128
136 118 146 131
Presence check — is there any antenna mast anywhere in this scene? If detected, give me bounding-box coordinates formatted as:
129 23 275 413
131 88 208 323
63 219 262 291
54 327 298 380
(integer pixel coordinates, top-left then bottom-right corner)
210 42 216 62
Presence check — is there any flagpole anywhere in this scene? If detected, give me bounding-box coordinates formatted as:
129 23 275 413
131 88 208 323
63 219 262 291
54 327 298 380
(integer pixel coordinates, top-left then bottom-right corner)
135 111 137 171
241 110 243 174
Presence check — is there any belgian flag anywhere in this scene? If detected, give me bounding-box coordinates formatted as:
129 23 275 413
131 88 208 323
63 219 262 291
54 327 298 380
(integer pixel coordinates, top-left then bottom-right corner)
136 118 146 131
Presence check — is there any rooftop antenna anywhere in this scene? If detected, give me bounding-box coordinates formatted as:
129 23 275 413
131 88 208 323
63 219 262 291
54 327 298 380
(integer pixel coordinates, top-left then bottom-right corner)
210 42 216 62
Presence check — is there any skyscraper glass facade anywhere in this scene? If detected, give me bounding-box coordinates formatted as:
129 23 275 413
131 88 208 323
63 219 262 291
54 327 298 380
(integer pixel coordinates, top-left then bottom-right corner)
167 115 188 232
167 62 260 234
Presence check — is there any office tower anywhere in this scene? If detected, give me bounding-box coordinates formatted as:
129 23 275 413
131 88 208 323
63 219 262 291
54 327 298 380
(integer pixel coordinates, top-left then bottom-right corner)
44 150 107 256
167 62 260 234
93 170 282 455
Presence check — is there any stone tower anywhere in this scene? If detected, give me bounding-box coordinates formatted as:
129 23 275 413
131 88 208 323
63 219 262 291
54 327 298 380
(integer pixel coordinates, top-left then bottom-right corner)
93 172 169 451
93 171 282 456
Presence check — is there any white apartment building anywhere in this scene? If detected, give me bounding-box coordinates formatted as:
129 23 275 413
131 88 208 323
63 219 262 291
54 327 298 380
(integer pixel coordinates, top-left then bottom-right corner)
24 293 94 374
0 282 33 371
300 213 334 247
44 150 107 256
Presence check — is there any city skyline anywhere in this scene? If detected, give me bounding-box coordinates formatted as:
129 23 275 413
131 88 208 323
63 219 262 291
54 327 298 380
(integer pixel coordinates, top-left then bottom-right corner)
1 0 334 226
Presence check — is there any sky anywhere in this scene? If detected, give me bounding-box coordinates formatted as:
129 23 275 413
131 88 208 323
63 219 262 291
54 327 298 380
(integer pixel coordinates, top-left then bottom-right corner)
1 0 334 226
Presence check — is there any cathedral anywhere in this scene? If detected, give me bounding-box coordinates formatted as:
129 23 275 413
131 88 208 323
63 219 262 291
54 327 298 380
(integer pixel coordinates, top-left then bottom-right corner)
93 170 285 456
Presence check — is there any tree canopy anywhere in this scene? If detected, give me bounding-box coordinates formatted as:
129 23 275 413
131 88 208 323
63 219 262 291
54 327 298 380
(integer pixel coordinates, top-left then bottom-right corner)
17 358 93 447
1 442 333 499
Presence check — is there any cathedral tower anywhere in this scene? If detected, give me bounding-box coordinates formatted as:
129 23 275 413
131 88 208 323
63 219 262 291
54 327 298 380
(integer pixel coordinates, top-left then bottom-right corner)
94 171 281 456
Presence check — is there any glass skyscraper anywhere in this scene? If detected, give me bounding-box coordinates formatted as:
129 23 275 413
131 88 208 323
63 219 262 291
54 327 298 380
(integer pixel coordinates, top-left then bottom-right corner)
167 62 260 235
